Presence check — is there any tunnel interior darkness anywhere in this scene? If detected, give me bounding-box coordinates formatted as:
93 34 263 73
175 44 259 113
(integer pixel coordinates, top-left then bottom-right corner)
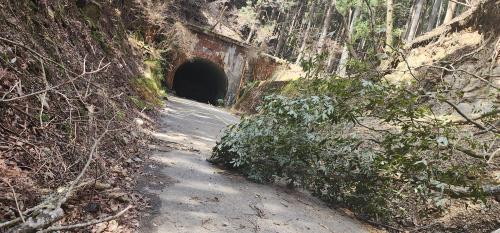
173 58 228 105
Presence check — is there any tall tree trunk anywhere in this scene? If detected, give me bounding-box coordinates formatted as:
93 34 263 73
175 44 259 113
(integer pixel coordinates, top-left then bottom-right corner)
316 0 337 55
403 1 416 40
407 0 425 41
275 11 291 57
385 0 394 51
246 22 256 43
443 0 457 23
295 0 318 64
427 0 443 31
288 1 305 34
286 1 306 57
436 0 445 26
325 22 344 73
336 7 359 77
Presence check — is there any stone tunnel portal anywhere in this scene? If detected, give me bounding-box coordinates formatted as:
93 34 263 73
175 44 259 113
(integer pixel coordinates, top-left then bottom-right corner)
173 58 228 105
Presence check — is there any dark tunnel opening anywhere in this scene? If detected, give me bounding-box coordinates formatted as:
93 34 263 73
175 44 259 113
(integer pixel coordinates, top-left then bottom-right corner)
172 58 228 105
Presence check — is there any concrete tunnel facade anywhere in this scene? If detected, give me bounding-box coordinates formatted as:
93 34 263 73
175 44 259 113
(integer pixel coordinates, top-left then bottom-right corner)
166 24 249 105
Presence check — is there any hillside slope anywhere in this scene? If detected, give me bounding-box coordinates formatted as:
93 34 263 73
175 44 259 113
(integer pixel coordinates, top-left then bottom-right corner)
0 1 166 231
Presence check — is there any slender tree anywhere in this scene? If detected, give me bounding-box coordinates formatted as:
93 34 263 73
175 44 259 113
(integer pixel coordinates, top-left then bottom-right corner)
246 22 256 43
296 0 318 64
337 6 360 77
275 10 292 56
443 0 457 23
316 0 337 55
385 0 394 51
406 0 425 41
284 1 306 57
427 0 443 31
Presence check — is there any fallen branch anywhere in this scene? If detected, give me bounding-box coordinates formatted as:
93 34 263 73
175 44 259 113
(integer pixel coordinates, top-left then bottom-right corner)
38 205 132 233
430 180 500 197
4 181 25 223
0 37 111 103
0 36 64 70
454 144 489 159
2 121 112 232
420 65 499 91
210 5 227 31
448 0 471 7
487 148 499 164
442 100 498 133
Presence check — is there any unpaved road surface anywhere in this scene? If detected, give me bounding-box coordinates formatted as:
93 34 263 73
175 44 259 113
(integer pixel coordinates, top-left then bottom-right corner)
139 96 379 233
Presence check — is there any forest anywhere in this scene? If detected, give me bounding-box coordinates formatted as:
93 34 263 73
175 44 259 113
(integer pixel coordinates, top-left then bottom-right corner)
0 0 499 232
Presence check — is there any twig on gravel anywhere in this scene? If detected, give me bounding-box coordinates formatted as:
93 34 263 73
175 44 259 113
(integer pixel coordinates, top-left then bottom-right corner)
38 205 132 233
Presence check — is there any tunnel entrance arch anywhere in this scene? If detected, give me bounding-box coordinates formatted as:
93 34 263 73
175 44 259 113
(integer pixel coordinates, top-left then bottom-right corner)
172 58 228 105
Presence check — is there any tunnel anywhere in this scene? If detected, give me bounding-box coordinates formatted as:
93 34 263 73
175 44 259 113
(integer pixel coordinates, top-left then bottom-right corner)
172 58 228 105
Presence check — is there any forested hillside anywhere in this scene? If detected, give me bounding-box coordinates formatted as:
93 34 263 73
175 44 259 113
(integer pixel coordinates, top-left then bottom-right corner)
211 0 500 232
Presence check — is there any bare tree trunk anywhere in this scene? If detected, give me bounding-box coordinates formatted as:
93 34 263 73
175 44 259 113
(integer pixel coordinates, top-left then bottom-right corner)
427 0 443 31
288 1 305 34
246 23 256 43
295 0 318 64
286 1 306 57
316 0 337 55
325 22 344 73
443 0 457 23
436 0 445 26
336 7 359 77
275 11 291 57
385 0 394 51
407 0 425 41
403 1 416 40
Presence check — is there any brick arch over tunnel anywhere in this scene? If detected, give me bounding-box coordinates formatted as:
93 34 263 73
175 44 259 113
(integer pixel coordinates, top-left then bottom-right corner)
172 58 228 105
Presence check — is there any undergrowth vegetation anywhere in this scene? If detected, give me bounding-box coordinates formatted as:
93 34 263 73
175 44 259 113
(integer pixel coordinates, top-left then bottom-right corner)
131 59 167 109
128 29 173 109
210 60 498 223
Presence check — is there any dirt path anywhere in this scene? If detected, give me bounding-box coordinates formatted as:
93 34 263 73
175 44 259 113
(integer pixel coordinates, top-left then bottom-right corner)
138 96 379 233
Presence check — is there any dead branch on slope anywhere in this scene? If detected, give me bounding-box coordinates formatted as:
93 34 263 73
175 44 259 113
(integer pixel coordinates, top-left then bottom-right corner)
0 119 130 233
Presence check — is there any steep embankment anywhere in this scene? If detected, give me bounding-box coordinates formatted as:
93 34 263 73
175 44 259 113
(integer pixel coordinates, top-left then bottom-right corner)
0 1 166 232
382 3 500 230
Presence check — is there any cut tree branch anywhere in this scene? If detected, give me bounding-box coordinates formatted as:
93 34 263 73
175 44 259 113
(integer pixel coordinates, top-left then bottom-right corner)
38 205 132 233
430 180 500 197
